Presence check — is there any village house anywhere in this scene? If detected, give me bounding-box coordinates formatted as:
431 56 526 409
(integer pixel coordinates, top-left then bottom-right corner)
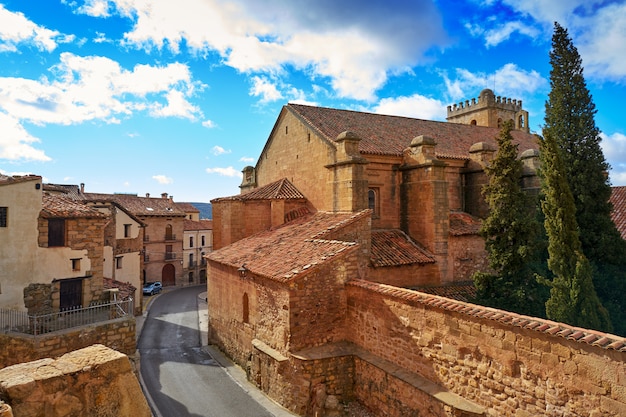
206 92 626 416
0 175 111 313
181 215 213 285
80 191 186 287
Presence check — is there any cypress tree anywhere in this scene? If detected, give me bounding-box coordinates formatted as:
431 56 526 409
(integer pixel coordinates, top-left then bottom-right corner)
544 22 626 334
538 129 612 331
473 120 546 317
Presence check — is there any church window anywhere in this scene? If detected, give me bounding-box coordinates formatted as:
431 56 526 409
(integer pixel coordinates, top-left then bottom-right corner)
368 189 380 217
243 293 249 324
519 115 525 128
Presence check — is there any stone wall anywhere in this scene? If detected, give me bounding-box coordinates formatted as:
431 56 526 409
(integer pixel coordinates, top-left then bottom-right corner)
346 280 626 417
0 344 150 417
0 317 136 369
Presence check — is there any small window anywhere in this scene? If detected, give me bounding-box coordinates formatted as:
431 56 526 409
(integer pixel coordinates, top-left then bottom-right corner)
470 120 477 126
190 236 194 248
124 224 131 238
48 219 66 247
368 189 380 217
0 207 7 227
188 272 194 283
201 235 205 246
243 293 249 324
116 256 123 269
71 258 81 271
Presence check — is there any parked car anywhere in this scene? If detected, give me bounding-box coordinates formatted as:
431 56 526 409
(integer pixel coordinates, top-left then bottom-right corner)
143 281 162 295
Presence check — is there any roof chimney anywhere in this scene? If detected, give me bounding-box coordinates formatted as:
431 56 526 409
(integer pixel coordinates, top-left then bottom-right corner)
146 193 150 198
161 193 168 199
80 183 85 194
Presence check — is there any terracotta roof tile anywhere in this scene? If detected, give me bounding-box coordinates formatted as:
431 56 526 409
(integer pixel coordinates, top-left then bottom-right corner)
176 202 200 213
184 219 213 231
370 229 435 267
81 193 186 217
41 194 108 219
610 186 626 239
449 211 482 236
103 278 136 300
207 211 368 281
213 178 306 202
288 104 539 159
349 280 626 352
0 174 42 185
411 281 477 302
43 183 82 198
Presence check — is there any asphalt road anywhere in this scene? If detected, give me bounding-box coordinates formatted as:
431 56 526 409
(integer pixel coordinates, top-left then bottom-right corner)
138 285 274 417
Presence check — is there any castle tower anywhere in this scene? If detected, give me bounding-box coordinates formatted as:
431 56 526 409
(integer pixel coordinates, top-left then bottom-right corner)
446 88 529 133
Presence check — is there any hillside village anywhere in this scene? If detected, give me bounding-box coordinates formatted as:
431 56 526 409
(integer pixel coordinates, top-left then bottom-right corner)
1 90 626 416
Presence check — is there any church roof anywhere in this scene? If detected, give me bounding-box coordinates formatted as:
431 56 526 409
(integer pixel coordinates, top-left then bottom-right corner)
213 178 306 202
610 186 626 240
449 211 482 236
207 210 369 282
370 230 435 267
287 103 539 159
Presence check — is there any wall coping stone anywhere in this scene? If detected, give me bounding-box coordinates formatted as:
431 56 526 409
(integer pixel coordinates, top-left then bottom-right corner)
252 338 289 362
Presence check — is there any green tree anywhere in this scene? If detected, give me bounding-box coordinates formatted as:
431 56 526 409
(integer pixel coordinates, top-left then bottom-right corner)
473 121 547 317
538 130 612 331
544 22 626 334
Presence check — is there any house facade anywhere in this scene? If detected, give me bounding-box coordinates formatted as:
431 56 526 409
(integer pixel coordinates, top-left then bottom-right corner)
0 175 110 313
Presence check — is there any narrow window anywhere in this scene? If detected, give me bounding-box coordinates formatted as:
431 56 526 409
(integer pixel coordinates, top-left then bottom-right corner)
124 224 131 238
71 258 81 271
165 244 173 260
243 293 249 324
201 235 205 246
116 256 123 269
188 272 194 283
190 236 194 248
519 115 525 128
368 189 380 217
48 218 66 247
165 224 173 240
189 253 194 267
0 207 7 227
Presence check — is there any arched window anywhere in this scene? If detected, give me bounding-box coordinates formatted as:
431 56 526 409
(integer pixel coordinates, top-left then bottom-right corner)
518 115 525 128
368 188 380 217
470 120 477 125
242 293 249 324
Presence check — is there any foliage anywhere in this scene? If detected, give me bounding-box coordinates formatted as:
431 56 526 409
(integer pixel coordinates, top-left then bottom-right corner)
543 21 626 335
537 129 612 331
473 120 547 317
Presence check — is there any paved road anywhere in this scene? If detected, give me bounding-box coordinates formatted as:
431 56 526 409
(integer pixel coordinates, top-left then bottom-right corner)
138 286 274 417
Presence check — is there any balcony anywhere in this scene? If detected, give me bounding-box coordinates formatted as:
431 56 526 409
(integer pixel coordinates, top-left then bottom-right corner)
164 252 176 260
188 260 197 268
164 234 177 241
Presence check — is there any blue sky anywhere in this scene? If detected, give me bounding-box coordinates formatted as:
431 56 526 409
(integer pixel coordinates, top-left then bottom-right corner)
1 0 625 203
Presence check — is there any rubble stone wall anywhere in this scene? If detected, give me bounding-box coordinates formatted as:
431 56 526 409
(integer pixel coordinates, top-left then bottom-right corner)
0 344 150 417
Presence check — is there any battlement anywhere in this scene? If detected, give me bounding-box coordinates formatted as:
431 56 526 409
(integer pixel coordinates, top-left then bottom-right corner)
446 88 529 132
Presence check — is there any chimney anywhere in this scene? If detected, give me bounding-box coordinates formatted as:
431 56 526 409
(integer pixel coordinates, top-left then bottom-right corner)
80 183 85 194
161 193 168 199
146 193 150 198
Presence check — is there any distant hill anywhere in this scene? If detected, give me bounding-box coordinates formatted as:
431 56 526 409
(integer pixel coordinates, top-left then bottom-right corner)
189 202 212 219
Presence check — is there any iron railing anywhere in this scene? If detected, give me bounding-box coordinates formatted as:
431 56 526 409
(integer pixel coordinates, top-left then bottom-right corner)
0 298 133 336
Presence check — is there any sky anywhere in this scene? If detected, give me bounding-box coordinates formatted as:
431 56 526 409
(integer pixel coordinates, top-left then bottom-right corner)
1 0 626 203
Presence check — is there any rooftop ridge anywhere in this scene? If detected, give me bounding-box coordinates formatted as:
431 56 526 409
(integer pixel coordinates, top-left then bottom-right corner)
309 209 371 240
348 280 626 352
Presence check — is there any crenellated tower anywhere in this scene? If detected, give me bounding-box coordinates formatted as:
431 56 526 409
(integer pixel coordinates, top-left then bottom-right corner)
446 88 529 132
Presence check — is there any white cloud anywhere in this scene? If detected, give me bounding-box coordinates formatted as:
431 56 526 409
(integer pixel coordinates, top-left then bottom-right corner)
202 119 216 128
211 146 231 156
484 21 540 48
239 156 255 163
374 95 447 121
152 175 173 184
443 63 547 102
601 132 626 186
77 0 111 17
249 76 283 103
0 112 50 161
206 166 243 178
0 5 63 52
101 0 449 101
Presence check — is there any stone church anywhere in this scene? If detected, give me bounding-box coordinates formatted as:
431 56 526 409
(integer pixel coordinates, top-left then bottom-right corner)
206 90 626 416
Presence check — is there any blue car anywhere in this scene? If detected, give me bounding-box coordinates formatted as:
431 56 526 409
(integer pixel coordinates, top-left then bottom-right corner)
143 281 162 295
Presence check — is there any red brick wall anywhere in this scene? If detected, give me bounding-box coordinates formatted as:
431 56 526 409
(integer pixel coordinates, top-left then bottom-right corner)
367 263 440 287
447 234 489 283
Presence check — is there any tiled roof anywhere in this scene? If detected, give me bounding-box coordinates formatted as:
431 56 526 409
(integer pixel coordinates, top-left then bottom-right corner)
184 219 213 231
207 210 369 282
449 211 482 236
0 174 42 185
287 104 539 159
176 202 200 213
370 229 435 267
349 280 626 352
41 193 108 219
43 183 82 198
213 178 306 202
610 186 626 240
81 193 186 217
411 281 477 303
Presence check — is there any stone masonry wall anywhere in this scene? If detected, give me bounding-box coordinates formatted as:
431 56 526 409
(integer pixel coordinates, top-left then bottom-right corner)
0 317 136 369
346 280 626 417
0 344 150 417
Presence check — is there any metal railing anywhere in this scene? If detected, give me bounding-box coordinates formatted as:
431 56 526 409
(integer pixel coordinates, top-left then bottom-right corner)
0 298 134 336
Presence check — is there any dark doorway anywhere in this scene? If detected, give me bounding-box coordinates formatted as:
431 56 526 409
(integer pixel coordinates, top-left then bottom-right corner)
162 263 176 286
59 278 83 310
